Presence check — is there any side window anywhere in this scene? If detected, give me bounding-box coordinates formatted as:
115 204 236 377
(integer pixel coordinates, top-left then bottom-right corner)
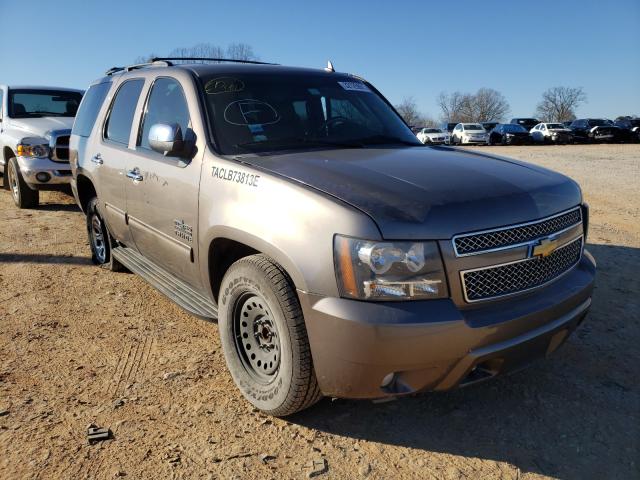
105 79 144 145
0 90 4 120
72 82 111 138
139 78 190 151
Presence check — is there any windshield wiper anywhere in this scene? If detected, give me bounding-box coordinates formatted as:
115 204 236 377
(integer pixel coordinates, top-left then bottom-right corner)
352 134 421 146
234 137 365 151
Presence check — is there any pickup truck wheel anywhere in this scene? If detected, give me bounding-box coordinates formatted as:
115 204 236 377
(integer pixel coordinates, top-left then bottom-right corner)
86 197 125 271
218 254 321 416
7 157 39 208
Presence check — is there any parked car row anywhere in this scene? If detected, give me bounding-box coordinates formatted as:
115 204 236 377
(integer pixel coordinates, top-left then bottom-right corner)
413 116 640 146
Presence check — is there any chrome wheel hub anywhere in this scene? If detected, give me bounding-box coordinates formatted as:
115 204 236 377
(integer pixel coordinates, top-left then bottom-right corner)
90 214 106 263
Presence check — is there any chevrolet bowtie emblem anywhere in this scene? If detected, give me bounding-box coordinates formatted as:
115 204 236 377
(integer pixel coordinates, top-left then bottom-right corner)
531 237 559 258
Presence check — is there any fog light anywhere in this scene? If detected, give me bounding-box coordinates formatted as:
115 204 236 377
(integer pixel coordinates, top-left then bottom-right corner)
36 172 51 182
381 372 396 388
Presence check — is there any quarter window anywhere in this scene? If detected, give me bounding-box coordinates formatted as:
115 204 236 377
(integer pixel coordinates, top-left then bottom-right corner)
73 82 111 138
138 78 190 151
105 79 144 145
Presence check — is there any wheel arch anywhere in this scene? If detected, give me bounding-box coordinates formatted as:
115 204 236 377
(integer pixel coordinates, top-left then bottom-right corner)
75 173 97 214
206 229 308 304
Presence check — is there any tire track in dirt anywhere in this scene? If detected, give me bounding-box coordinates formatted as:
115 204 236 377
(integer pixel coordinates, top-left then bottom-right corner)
110 335 155 397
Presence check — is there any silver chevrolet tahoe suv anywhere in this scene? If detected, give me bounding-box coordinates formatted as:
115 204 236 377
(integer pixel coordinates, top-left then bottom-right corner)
1 85 83 207
70 59 596 416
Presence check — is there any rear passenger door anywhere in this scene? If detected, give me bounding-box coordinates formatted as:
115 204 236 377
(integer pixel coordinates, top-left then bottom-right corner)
124 76 203 287
96 79 146 246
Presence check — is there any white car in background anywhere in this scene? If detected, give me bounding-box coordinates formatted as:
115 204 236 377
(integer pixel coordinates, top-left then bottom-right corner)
451 123 488 145
416 127 449 145
530 123 574 144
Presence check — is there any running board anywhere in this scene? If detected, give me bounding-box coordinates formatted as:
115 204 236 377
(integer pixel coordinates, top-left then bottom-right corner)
112 246 218 321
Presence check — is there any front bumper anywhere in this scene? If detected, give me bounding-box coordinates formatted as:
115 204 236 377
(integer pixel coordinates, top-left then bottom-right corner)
300 251 595 399
16 156 72 188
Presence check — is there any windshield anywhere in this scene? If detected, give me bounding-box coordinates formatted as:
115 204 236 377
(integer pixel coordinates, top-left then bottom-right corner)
463 124 484 131
200 73 420 154
588 119 611 127
547 123 565 129
8 89 83 118
503 124 527 132
516 119 537 126
424 128 441 133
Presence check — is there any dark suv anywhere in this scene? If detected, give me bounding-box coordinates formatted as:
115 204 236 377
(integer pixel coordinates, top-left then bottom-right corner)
614 116 640 143
570 118 622 143
70 58 595 416
510 118 540 132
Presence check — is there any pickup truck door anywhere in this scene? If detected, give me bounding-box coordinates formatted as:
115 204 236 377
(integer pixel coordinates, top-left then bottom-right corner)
124 77 203 287
94 78 146 246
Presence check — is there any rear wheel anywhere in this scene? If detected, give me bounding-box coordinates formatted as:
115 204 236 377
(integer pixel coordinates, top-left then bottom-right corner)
218 254 321 416
7 157 39 208
86 197 125 271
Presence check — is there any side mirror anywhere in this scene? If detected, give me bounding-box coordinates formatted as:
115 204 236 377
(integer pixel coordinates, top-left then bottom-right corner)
148 123 184 156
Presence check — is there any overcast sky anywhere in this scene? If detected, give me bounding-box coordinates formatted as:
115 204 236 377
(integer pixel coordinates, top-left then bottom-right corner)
1 0 638 119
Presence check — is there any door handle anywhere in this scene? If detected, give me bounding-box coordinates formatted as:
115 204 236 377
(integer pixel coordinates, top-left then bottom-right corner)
91 153 103 165
126 168 143 182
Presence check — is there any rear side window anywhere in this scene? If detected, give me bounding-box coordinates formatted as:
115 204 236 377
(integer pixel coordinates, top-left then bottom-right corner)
105 79 144 145
138 78 190 151
72 82 110 137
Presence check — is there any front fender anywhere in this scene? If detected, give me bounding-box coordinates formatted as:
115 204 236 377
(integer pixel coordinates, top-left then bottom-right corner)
197 152 381 299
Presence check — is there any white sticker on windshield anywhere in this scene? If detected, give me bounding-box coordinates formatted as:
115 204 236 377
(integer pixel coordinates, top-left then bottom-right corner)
338 81 371 93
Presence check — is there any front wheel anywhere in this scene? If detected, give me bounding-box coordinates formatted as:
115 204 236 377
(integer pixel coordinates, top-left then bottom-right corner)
7 157 39 208
218 254 321 416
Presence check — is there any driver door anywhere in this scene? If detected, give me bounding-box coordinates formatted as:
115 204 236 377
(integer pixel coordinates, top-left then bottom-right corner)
124 77 203 287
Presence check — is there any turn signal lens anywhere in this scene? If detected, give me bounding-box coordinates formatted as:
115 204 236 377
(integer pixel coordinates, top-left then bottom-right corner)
17 143 50 158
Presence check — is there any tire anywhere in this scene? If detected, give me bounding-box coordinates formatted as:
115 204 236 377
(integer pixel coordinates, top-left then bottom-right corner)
7 157 39 208
86 197 125 271
218 254 321 416
501 135 507 146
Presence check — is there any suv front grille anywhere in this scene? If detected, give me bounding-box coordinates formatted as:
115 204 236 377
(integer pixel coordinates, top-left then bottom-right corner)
453 207 582 256
461 236 583 302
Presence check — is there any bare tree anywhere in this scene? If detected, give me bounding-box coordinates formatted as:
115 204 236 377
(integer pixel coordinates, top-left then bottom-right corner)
135 42 258 64
472 88 510 122
438 89 510 123
134 53 159 64
437 91 469 123
168 43 224 63
536 86 587 122
395 97 427 127
226 43 257 61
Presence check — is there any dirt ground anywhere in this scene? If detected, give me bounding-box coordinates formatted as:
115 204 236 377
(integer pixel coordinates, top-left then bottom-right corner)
0 144 638 480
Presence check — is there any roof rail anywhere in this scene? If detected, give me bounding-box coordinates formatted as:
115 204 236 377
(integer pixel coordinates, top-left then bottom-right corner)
151 57 278 66
105 60 172 76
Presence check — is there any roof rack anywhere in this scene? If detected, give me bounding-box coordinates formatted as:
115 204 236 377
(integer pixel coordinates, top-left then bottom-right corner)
105 60 172 76
151 57 278 66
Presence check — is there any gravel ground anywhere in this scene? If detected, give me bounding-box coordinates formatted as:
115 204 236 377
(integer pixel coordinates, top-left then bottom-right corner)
0 144 638 479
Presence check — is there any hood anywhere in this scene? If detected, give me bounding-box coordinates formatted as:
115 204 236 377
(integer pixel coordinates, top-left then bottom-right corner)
8 117 75 138
238 146 582 239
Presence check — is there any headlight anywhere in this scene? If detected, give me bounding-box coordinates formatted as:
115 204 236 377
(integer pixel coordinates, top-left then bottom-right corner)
17 143 50 158
334 235 448 301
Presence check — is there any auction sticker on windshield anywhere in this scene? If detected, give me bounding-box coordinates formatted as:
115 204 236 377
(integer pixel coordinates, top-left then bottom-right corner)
338 81 371 93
